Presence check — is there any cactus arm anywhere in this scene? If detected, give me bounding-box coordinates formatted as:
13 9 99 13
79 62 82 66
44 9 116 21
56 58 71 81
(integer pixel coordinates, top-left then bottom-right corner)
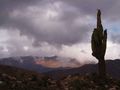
102 29 107 57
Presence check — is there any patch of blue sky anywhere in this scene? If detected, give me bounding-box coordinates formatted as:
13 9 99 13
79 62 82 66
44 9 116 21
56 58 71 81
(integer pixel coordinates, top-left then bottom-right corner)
101 20 120 41
104 21 120 34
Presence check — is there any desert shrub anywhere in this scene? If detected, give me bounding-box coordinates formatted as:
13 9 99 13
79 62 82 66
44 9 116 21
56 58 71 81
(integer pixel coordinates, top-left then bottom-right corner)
69 79 90 90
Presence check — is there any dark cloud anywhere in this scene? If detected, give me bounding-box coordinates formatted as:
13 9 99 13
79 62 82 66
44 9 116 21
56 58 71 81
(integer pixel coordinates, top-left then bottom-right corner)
0 0 120 59
0 0 92 46
61 0 120 44
62 0 117 16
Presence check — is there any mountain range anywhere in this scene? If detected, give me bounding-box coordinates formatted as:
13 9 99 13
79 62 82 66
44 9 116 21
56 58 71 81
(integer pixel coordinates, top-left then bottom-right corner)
0 56 120 79
0 57 120 90
0 56 81 73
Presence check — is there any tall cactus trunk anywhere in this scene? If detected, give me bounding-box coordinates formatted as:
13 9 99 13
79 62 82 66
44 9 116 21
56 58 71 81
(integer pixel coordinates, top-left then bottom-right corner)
98 58 106 78
91 9 107 78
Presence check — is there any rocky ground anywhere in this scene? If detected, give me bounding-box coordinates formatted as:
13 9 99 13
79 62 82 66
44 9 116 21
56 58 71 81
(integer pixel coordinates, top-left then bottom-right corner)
0 65 120 90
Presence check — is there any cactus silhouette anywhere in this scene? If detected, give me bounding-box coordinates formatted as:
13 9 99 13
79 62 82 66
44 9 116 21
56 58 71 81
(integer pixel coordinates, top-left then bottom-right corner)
91 9 107 78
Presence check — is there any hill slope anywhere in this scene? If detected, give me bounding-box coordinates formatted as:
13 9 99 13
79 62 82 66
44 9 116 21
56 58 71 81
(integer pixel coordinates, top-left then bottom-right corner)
47 59 120 79
0 65 59 90
0 65 120 90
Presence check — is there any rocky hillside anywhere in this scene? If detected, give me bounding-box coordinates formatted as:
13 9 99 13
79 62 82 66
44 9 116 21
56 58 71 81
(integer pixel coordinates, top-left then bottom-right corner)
0 64 120 90
0 65 50 90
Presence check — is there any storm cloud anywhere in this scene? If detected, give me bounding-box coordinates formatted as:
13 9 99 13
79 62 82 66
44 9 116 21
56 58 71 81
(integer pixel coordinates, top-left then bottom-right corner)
0 0 120 62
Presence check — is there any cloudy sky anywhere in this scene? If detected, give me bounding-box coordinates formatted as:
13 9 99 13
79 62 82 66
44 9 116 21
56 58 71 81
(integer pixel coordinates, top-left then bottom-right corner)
0 0 120 63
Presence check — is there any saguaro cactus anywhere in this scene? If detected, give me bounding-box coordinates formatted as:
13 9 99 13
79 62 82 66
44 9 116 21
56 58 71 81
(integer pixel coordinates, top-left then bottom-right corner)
91 9 107 78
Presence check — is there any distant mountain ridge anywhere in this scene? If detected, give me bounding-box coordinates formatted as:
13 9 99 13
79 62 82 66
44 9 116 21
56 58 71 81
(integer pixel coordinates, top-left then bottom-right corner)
0 56 119 79
0 56 81 73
